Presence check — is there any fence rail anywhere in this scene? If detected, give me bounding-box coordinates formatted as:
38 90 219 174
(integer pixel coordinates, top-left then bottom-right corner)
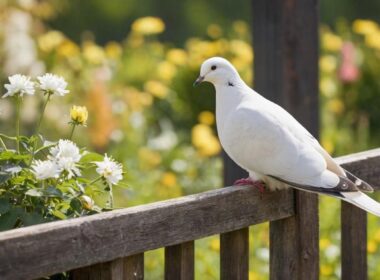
0 148 379 279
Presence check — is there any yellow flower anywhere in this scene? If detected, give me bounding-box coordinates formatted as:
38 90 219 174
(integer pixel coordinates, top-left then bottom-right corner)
80 195 94 210
322 32 343 52
131 17 165 35
198 111 215 125
83 42 106 65
249 271 260 280
138 147 161 170
327 99 345 115
161 172 177 187
207 24 223 38
320 77 337 97
320 264 333 276
166 49 188 65
192 124 221 157
374 229 380 242
368 240 377 253
353 19 379 35
144 80 169 99
126 33 144 49
319 238 331 250
365 31 380 50
38 31 65 52
157 61 177 81
230 40 253 63
105 41 123 59
57 39 80 58
319 55 337 73
233 20 249 36
70 105 88 125
209 238 220 252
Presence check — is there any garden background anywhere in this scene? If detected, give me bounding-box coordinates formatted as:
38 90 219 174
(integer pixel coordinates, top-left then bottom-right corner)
1 0 380 279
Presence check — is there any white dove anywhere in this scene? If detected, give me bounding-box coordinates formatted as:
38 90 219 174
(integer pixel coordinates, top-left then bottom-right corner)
194 57 380 217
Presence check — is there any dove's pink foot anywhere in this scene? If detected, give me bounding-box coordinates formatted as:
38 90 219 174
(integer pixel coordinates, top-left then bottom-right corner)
233 177 266 193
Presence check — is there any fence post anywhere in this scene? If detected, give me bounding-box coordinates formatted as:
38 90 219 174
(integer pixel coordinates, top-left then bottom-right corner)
252 0 320 279
165 241 194 280
220 151 249 279
341 202 367 280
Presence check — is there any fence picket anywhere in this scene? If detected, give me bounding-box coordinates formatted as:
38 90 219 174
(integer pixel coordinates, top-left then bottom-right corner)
220 228 249 280
341 201 367 280
165 241 194 280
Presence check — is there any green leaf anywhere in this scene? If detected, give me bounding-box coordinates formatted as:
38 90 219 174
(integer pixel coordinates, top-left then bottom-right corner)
25 189 43 197
0 208 21 231
0 151 29 161
0 198 10 214
70 198 82 213
0 173 12 184
80 152 104 164
21 212 46 226
34 141 56 155
44 186 63 198
52 210 67 220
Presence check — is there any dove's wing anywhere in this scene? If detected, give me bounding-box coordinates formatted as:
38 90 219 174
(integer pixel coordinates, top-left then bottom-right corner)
221 95 356 193
267 99 373 192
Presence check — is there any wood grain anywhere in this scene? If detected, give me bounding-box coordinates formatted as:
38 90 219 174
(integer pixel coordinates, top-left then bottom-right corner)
124 254 144 280
341 202 368 280
0 185 294 280
71 254 144 280
252 0 320 279
220 228 249 280
165 241 194 280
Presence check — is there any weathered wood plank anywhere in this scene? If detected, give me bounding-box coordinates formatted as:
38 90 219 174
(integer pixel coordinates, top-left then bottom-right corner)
71 261 113 280
0 185 294 280
252 0 320 279
270 192 319 280
71 255 143 280
165 241 194 280
220 228 249 280
124 254 144 280
341 201 367 280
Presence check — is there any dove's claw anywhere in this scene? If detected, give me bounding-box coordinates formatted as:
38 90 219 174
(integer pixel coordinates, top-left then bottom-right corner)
233 178 266 193
233 178 254 186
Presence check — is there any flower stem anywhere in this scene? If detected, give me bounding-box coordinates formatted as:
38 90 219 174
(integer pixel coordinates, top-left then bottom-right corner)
36 93 51 135
15 96 21 153
0 137 7 151
88 176 102 186
108 184 114 209
69 124 76 140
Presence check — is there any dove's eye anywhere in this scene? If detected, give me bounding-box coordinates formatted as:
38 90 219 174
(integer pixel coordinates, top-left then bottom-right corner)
211 65 217 70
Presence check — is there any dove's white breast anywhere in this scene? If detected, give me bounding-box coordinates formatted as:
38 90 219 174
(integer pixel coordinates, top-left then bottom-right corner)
215 85 327 186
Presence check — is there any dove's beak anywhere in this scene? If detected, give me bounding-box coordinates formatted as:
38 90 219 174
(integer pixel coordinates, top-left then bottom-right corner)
193 76 204 87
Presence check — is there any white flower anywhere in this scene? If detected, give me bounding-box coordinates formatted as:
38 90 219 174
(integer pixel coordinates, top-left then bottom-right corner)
5 166 22 174
49 139 81 179
94 154 123 185
3 74 35 98
37 73 69 96
31 160 61 180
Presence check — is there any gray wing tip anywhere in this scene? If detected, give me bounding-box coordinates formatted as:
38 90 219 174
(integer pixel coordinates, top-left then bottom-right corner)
344 169 374 193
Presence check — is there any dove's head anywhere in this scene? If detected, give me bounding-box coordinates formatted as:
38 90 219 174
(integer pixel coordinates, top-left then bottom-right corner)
194 57 240 87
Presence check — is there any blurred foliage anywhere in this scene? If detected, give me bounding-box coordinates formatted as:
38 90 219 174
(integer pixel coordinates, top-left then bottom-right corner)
1 1 380 279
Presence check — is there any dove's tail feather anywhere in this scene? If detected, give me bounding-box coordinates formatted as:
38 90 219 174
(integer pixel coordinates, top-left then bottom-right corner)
340 191 380 217
343 169 374 193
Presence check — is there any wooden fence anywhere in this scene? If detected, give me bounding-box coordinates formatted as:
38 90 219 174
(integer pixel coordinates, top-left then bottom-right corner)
0 148 379 279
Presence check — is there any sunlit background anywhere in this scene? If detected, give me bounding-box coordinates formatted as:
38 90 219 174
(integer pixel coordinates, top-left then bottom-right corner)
1 0 380 279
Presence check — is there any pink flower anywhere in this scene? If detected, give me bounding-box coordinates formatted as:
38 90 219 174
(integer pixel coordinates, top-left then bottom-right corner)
339 42 360 83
